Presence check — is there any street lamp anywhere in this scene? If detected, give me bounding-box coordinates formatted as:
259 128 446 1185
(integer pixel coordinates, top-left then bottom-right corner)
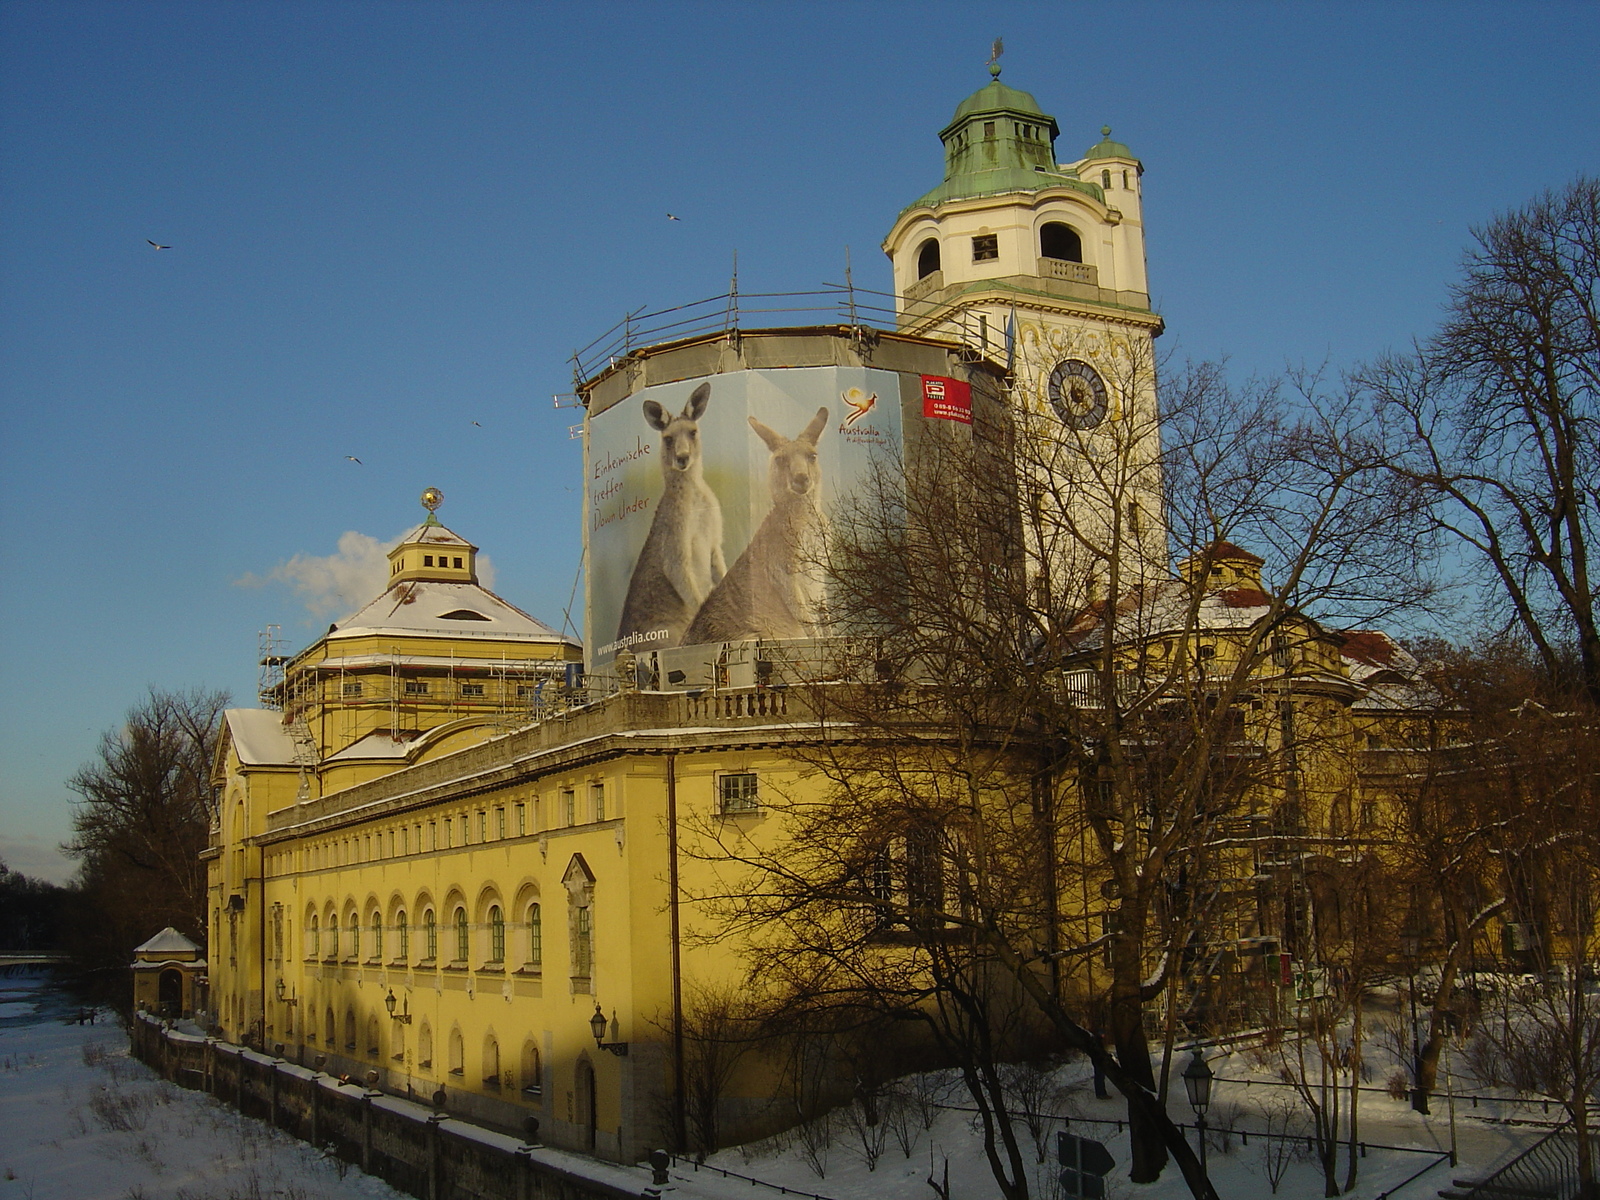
274 978 298 1005
1400 926 1428 1114
384 988 411 1024
1181 1048 1214 1171
589 1003 628 1056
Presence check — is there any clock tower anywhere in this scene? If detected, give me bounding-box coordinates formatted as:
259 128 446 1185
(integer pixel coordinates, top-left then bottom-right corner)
883 64 1167 596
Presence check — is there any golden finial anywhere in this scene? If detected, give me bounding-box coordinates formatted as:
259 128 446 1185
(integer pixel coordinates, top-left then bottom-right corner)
421 486 444 515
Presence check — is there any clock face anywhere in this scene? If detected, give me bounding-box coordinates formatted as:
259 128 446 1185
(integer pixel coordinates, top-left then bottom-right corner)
1047 358 1109 430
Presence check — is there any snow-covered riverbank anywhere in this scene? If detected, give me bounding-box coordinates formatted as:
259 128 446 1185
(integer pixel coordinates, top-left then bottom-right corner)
0 971 1549 1199
0 974 404 1200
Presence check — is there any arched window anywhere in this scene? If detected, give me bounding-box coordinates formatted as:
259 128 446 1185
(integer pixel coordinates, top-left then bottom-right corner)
527 903 542 967
521 1040 543 1096
343 1008 356 1050
366 1015 380 1057
483 1035 501 1088
916 238 940 280
423 909 437 961
1040 223 1083 263
418 1020 433 1069
348 917 359 961
454 907 469 963
370 912 382 961
324 1006 335 1045
396 910 409 962
448 1028 464 1077
1101 169 1111 190
306 915 319 960
488 906 504 963
326 915 339 961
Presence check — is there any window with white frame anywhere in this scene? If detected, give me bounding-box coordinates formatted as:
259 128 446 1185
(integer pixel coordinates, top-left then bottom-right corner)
718 772 760 814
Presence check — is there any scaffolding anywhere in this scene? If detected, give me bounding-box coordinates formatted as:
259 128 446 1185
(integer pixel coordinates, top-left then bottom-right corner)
257 626 288 710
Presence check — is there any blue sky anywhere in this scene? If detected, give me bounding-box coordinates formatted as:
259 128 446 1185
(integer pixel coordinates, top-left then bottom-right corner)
2 1 1596 882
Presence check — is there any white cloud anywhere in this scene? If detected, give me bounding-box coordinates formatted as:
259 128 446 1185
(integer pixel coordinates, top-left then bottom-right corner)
238 531 496 622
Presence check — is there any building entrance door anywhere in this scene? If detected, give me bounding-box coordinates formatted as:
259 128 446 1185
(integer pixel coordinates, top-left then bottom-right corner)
574 1057 597 1152
158 969 183 1015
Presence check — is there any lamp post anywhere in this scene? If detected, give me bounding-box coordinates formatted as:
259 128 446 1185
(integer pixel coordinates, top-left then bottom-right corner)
589 1003 628 1056
384 988 411 1024
1181 1048 1214 1172
1400 927 1428 1114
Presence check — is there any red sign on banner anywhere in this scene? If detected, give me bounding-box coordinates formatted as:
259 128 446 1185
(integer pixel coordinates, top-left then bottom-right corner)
921 375 972 424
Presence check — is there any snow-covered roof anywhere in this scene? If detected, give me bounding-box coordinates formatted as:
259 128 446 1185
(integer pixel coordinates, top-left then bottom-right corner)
134 927 201 957
330 580 578 646
323 731 420 762
1066 577 1282 650
223 709 298 766
396 519 474 550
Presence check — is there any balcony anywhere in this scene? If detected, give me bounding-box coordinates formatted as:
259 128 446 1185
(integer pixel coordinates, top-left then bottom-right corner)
1038 258 1098 286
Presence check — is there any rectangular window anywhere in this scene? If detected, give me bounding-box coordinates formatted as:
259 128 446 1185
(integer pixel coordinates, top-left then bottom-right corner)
719 772 760 814
402 826 410 855
591 782 605 822
515 803 525 836
478 811 487 841
516 684 536 698
404 680 429 696
442 821 452 849
424 555 434 566
342 681 363 698
972 234 998 261
495 807 506 838
575 905 592 977
461 682 485 697
428 821 437 851
562 788 576 826
460 814 469 843
453 557 463 568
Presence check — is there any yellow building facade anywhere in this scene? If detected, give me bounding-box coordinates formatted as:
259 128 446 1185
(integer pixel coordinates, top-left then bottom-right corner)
200 70 1438 1167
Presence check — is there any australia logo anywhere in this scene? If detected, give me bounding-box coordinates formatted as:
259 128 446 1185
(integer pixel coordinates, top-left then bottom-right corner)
841 388 877 427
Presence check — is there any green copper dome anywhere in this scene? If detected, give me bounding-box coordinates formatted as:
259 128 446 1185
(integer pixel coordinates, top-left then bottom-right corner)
904 70 1096 212
1083 125 1137 162
947 79 1049 128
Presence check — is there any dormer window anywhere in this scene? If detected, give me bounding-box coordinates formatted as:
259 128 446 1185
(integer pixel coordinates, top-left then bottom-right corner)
439 609 490 621
452 557 462 568
983 121 995 139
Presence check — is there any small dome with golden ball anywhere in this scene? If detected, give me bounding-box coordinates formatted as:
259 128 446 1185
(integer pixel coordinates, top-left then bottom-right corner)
421 487 444 513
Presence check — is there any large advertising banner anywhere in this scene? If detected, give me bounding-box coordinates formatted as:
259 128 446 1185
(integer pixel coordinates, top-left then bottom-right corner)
587 366 904 667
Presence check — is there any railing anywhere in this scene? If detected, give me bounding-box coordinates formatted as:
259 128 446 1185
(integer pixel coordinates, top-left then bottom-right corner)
569 282 999 387
1038 258 1099 286
1458 1121 1598 1199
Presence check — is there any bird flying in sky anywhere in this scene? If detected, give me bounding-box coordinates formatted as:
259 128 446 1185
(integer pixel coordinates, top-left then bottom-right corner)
344 455 362 465
147 240 171 249
666 213 681 221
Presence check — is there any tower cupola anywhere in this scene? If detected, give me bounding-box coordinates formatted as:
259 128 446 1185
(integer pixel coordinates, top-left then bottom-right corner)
387 486 479 585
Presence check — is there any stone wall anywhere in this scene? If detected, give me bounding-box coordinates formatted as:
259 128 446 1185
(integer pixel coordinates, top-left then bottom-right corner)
130 1014 653 1200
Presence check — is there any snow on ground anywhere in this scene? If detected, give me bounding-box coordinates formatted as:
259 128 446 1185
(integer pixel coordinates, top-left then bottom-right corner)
0 972 1556 1200
0 974 405 1200
689 1047 1546 1200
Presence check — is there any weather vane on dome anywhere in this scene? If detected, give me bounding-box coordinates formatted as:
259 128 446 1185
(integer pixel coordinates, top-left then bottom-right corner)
988 37 1004 78
421 487 444 514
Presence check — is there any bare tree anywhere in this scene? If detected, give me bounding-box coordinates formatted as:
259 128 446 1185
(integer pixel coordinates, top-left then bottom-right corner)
1363 178 1600 702
691 349 1431 1199
63 687 227 979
